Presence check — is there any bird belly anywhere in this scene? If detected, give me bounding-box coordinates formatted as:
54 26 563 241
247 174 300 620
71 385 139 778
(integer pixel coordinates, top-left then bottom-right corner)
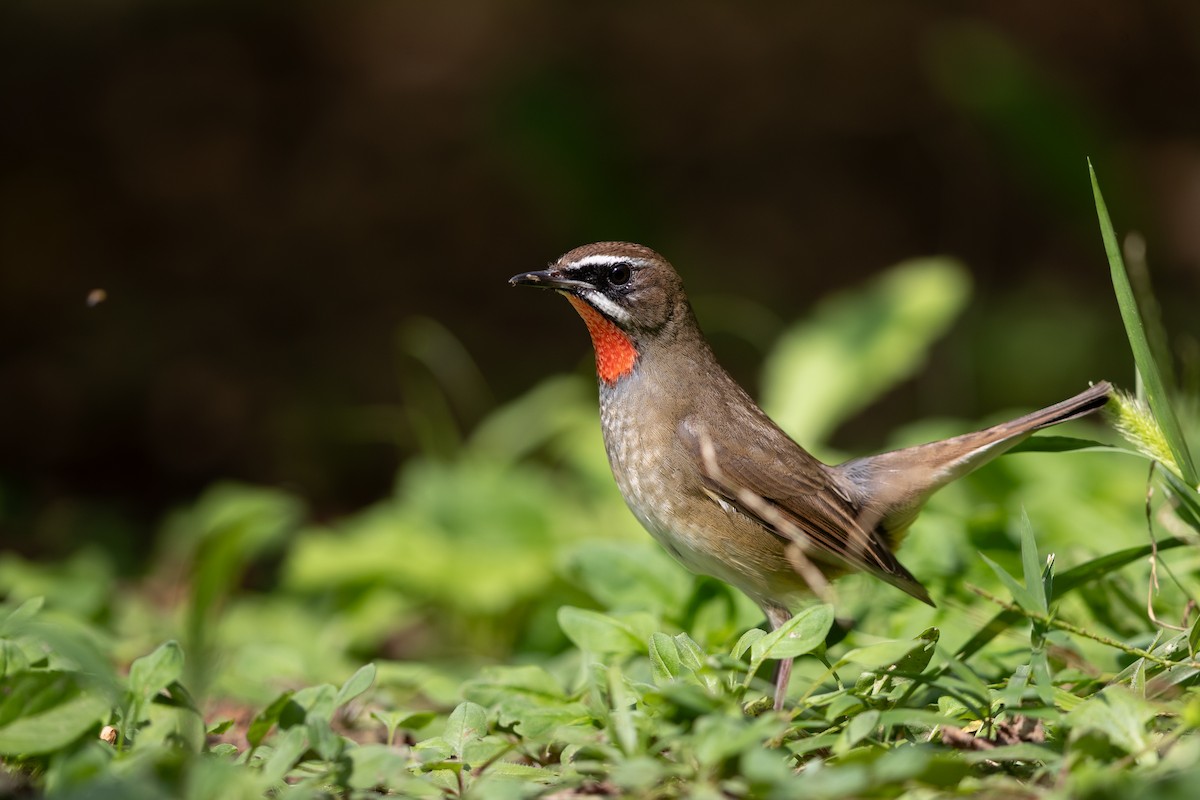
599 389 813 608
632 495 813 608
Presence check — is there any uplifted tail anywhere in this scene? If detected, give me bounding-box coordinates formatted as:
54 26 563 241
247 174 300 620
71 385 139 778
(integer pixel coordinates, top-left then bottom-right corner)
835 381 1112 545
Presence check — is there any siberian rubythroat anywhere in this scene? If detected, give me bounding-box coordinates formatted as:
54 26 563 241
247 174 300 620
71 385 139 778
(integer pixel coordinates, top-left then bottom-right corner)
510 242 1111 710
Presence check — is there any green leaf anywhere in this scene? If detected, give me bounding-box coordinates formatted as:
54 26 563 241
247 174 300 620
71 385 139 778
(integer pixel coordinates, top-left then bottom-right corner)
841 641 922 671
693 713 782 767
16 621 121 703
0 597 44 635
444 701 488 760
0 688 110 756
878 708 965 731
291 683 338 722
648 632 681 683
206 718 234 736
610 755 665 792
465 737 518 774
487 762 558 781
1018 516 1048 613
840 629 938 676
958 743 1060 764
1160 467 1200 533
751 604 834 662
462 664 565 706
1001 664 1032 712
413 735 453 764
260 724 308 786
979 553 1040 611
557 606 642 655
1067 685 1156 754
127 640 184 704
306 715 344 761
732 628 766 660
674 633 705 673
334 663 376 709
762 257 971 444
893 628 940 676
1091 160 1197 485
154 680 198 716
838 709 881 752
563 541 691 613
1008 435 1117 454
606 665 637 755
247 690 296 748
936 649 992 718
1030 648 1056 707
347 744 432 793
371 710 436 746
0 640 31 677
500 702 590 740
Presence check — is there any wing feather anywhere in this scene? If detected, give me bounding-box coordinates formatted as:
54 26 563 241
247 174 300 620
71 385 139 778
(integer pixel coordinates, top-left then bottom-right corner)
679 416 934 606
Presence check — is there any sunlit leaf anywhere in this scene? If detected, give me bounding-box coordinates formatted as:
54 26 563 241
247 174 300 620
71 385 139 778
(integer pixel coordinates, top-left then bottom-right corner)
751 604 834 662
732 628 766 660
334 663 376 709
444 701 488 760
840 629 938 676
649 632 681 683
0 678 109 756
1067 685 1156 754
128 640 184 705
557 607 642 656
761 258 970 445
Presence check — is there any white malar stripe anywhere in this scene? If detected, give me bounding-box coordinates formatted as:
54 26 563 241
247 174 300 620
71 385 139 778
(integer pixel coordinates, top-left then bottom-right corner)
580 289 632 325
567 254 646 270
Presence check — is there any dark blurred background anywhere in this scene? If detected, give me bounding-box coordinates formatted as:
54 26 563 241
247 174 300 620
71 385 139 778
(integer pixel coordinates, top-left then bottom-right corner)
2 0 1198 568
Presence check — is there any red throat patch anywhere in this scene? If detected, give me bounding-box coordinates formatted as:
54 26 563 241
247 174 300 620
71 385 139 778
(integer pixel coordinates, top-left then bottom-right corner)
566 295 638 384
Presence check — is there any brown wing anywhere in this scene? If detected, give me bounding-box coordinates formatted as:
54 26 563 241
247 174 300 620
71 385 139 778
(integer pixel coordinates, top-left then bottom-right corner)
678 416 934 606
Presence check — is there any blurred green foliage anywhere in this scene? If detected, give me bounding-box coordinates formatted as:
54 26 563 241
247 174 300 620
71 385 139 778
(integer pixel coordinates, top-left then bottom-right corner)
3 227 1200 797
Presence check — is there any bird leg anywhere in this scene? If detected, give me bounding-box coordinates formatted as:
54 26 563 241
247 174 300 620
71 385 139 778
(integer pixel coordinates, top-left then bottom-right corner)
764 604 794 710
773 656 793 711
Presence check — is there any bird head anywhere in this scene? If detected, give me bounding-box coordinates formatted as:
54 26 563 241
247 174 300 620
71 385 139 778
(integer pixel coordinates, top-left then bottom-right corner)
510 242 691 384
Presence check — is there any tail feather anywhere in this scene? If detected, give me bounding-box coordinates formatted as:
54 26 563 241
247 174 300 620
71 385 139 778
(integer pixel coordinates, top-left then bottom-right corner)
953 380 1113 441
835 381 1112 543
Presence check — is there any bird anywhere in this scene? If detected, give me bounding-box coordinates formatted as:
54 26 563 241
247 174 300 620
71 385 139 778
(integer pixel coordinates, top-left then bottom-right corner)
509 242 1112 710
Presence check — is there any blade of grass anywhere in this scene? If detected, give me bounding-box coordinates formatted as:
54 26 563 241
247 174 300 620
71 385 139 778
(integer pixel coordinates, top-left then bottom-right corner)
1090 159 1197 485
1018 514 1048 613
1160 468 1200 533
1123 232 1178 390
979 553 1040 611
1008 436 1120 454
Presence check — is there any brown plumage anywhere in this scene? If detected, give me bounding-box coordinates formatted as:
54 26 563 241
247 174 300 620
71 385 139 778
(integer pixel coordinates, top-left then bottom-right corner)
511 242 1111 710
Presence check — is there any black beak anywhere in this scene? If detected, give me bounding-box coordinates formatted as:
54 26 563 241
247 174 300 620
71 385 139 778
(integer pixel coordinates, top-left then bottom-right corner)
508 269 592 292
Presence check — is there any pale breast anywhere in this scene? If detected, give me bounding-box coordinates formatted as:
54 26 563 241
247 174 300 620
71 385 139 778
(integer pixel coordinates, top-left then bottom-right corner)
597 377 810 608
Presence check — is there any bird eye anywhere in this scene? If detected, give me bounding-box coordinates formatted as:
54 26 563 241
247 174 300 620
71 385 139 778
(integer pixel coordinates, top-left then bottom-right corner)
609 263 632 286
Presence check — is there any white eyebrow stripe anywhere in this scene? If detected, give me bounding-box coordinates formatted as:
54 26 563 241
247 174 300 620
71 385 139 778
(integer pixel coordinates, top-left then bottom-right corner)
567 255 646 270
580 289 632 324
